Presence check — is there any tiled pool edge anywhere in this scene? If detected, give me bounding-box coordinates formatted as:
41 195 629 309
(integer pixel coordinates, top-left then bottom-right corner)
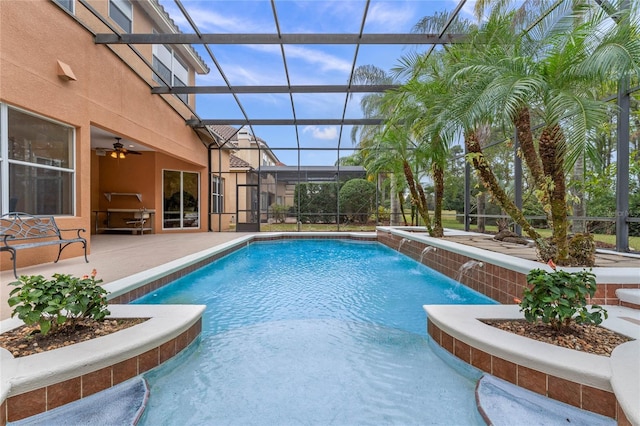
425 304 637 425
0 305 204 423
375 227 639 425
377 228 640 306
2 230 636 424
0 233 377 425
107 232 377 304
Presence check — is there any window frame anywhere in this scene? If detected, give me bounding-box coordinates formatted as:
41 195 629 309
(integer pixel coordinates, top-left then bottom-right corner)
152 41 190 104
211 175 224 214
109 0 132 33
53 0 74 14
0 104 76 216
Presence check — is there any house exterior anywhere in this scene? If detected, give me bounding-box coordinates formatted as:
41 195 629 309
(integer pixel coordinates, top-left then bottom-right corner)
0 0 236 271
208 125 287 228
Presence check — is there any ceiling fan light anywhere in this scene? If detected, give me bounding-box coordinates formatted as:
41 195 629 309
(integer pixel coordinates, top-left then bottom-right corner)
119 152 126 159
110 151 117 158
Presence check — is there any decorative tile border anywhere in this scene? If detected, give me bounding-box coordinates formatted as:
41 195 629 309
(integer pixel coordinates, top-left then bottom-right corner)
2 319 200 423
377 230 640 306
1 305 204 425
109 233 377 304
428 319 627 422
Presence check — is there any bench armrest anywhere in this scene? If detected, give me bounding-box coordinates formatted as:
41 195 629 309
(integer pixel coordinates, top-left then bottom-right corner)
0 233 16 245
58 227 87 239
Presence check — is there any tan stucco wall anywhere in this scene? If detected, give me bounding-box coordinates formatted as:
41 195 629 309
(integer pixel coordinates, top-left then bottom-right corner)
0 1 230 271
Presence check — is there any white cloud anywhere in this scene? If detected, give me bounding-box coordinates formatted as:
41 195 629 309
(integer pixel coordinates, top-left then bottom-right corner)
366 2 416 30
303 126 338 140
284 46 352 73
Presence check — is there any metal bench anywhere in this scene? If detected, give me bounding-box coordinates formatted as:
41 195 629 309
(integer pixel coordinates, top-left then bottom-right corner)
0 212 88 278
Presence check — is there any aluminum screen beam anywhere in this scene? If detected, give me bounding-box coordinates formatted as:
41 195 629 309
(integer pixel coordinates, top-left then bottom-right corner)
188 118 384 126
152 84 399 94
95 33 466 45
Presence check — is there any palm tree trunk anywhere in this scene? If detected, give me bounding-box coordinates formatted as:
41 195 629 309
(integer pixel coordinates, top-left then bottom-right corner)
465 131 541 241
432 163 444 237
390 174 399 226
398 191 409 226
572 153 586 233
477 192 486 233
514 107 545 187
539 125 570 264
403 160 434 234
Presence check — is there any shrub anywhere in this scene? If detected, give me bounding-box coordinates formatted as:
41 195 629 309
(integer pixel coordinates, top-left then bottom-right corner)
518 260 607 330
338 178 376 223
8 269 110 335
270 203 288 223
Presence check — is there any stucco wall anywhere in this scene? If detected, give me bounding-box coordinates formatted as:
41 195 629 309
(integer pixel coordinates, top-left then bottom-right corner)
0 1 229 271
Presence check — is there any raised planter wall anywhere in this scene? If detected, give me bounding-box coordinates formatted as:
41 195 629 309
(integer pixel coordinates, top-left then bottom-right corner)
377 231 639 306
1 318 201 423
427 319 631 424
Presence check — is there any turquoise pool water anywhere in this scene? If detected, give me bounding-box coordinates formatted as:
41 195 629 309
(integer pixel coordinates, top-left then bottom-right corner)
134 239 496 425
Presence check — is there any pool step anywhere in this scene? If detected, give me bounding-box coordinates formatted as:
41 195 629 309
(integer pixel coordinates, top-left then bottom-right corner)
616 289 640 310
475 374 615 426
8 377 149 426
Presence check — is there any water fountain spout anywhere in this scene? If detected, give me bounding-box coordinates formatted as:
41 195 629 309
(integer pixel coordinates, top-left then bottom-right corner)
398 238 409 252
455 260 484 283
420 246 437 263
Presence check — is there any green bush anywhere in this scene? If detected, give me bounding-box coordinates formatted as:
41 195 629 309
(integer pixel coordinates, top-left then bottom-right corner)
8 270 110 335
338 178 376 223
518 260 607 330
270 203 288 223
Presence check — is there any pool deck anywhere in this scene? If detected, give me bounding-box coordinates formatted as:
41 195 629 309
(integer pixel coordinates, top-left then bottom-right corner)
1 231 639 425
0 232 251 321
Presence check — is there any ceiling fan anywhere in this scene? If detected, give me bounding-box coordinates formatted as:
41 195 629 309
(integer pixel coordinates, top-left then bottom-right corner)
109 137 142 159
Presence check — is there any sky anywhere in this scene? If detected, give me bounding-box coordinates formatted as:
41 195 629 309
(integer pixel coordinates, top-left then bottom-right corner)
158 0 480 166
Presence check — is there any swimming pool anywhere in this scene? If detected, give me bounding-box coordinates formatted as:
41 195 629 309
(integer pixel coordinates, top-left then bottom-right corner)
134 239 496 425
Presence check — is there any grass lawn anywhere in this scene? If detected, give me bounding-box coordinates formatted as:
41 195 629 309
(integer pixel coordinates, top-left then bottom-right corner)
440 217 640 251
260 217 640 251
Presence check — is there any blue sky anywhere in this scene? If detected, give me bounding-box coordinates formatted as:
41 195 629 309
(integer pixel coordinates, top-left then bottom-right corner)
159 0 479 166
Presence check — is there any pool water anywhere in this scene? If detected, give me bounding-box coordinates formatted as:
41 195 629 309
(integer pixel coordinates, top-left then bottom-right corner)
134 239 496 425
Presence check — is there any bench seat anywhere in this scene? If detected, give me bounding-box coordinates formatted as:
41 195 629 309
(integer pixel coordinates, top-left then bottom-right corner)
0 212 88 278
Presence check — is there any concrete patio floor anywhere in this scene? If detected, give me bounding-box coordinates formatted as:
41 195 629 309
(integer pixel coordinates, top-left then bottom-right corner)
1 232 251 320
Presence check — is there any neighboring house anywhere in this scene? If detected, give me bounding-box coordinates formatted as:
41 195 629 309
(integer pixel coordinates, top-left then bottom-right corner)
208 125 288 227
0 0 235 271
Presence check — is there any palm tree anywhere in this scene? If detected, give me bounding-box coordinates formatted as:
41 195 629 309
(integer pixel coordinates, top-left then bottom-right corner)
350 65 412 227
440 0 640 264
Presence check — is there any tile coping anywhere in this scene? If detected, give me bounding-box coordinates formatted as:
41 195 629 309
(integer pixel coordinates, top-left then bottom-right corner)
379 227 640 284
424 304 640 425
104 232 377 300
1 230 637 423
0 304 205 406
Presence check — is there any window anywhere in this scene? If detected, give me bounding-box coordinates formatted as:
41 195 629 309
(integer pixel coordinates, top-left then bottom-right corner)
153 42 189 103
0 104 75 215
163 170 199 229
212 175 224 214
54 0 74 13
109 0 132 33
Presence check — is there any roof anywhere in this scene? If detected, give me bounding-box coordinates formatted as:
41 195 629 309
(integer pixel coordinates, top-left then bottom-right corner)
229 154 252 169
259 165 366 183
139 0 209 74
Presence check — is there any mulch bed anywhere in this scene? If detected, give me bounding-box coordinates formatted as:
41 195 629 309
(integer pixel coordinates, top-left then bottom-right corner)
482 319 634 357
0 318 147 358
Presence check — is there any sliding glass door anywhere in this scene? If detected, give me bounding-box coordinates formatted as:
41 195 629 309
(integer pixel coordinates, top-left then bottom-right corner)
163 170 199 229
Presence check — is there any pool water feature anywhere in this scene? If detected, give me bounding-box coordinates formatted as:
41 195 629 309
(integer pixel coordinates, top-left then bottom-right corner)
134 239 496 425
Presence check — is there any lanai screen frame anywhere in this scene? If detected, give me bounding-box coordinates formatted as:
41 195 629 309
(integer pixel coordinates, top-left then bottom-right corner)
89 0 635 251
